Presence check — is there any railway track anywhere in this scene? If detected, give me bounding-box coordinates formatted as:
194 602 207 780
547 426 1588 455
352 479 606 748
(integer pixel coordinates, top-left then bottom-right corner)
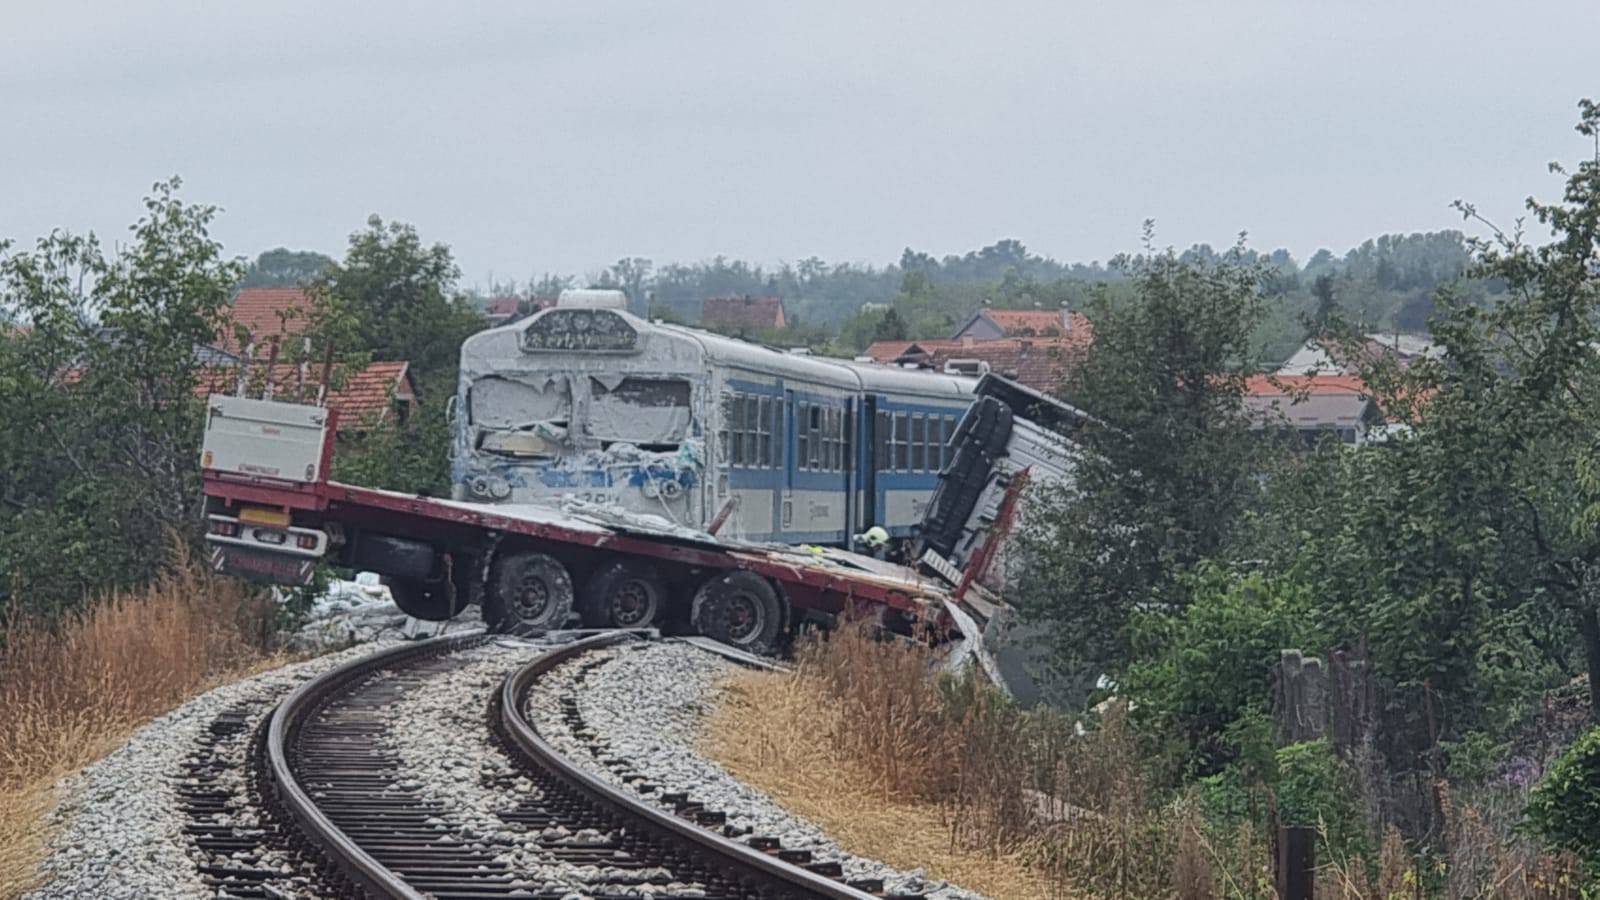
254 631 900 900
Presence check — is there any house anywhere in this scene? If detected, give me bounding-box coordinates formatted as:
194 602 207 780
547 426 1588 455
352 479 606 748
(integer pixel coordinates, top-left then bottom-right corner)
484 296 521 326
865 336 1082 393
1245 374 1385 447
200 286 419 430
196 361 417 428
923 338 1085 394
214 287 319 355
861 307 1094 394
951 307 1092 341
700 295 787 332
860 339 962 365
1277 333 1437 376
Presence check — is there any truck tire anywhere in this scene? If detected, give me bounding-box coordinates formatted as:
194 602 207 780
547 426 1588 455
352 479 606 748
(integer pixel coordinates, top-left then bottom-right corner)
579 559 666 629
384 576 458 621
690 571 784 656
485 551 574 633
351 534 436 580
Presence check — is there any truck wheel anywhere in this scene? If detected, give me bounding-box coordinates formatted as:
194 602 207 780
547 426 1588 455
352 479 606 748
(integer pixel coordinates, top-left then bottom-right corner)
579 560 665 629
690 571 784 656
486 552 574 633
384 576 458 622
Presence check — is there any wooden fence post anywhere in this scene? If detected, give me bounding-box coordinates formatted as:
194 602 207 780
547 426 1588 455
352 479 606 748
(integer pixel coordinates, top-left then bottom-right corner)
1276 825 1316 900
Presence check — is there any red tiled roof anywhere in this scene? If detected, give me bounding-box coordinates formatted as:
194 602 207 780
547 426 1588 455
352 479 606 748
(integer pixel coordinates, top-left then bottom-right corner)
966 308 1094 338
701 296 787 330
1246 374 1369 397
988 309 1071 333
861 339 962 364
485 296 519 317
216 288 319 354
195 361 415 425
924 338 1086 393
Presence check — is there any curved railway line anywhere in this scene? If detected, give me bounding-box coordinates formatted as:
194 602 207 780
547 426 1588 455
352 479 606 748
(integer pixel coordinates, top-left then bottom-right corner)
252 631 905 900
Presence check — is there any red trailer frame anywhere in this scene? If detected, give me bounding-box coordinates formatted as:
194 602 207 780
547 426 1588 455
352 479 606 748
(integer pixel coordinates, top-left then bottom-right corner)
205 469 942 614
200 397 954 639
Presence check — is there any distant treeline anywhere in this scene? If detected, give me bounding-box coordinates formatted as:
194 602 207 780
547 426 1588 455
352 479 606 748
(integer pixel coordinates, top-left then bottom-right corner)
242 230 1502 362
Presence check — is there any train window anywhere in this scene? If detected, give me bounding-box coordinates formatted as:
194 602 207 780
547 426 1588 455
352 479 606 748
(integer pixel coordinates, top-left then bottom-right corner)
589 377 691 447
832 405 844 470
731 393 747 466
825 403 838 464
910 415 925 471
756 396 772 466
944 415 957 464
796 402 809 470
469 375 571 430
772 398 784 467
883 413 896 474
820 408 831 471
927 416 942 471
893 412 909 472
842 408 853 473
808 404 823 469
718 392 733 464
745 395 762 467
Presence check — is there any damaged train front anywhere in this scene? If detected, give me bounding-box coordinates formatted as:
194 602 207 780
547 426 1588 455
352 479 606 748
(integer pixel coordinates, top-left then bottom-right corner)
451 290 713 529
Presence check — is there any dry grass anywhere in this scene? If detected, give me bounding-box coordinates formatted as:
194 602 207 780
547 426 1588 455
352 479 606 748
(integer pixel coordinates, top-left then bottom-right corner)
705 662 1062 899
704 623 1593 899
702 623 1286 899
0 546 284 899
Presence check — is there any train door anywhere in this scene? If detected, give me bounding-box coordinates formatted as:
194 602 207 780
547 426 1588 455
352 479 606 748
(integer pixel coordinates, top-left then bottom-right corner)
781 389 796 535
842 397 855 538
860 395 878 530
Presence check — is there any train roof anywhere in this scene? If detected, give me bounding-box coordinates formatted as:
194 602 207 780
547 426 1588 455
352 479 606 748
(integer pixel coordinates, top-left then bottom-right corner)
654 321 974 398
463 309 974 400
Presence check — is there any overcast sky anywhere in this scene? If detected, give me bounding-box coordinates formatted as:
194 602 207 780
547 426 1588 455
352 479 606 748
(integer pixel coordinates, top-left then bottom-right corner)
3 1 1596 286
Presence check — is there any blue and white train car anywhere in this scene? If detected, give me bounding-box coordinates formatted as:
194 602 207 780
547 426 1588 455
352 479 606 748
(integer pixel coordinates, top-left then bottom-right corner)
452 290 973 545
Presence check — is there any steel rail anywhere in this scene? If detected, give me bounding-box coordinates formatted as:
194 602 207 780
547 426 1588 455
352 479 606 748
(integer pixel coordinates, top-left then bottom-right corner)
500 632 878 900
265 632 488 900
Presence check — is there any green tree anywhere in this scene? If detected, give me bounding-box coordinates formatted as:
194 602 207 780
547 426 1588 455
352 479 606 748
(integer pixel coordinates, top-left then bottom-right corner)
0 178 244 622
1406 99 1600 718
1309 272 1337 334
1232 100 1600 732
312 216 483 494
1017 229 1272 678
872 307 908 342
238 247 335 288
312 216 481 392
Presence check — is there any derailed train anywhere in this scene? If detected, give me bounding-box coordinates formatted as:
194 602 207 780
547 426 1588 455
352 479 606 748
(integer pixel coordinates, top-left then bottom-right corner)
451 290 975 546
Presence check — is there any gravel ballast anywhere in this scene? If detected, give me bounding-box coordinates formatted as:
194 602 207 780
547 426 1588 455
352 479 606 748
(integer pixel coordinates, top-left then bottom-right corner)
26 631 983 899
381 637 700 896
24 640 402 900
527 639 985 900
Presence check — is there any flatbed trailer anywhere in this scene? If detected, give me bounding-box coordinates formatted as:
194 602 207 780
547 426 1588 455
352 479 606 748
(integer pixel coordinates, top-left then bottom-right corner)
201 395 964 655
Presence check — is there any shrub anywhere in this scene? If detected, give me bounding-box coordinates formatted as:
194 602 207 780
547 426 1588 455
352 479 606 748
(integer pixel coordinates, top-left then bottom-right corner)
1275 739 1370 864
0 548 281 897
1526 726 1600 867
1125 567 1324 777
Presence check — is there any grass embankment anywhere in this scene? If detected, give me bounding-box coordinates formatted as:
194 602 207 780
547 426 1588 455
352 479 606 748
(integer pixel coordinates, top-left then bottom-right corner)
0 551 282 899
704 624 1087 898
703 625 1590 899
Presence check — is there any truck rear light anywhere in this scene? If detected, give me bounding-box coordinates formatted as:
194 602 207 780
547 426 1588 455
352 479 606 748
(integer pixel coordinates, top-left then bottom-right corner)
212 520 239 537
296 534 319 550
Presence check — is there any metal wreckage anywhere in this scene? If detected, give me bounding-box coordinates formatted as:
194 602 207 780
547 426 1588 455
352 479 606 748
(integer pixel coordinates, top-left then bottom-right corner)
200 289 1084 695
